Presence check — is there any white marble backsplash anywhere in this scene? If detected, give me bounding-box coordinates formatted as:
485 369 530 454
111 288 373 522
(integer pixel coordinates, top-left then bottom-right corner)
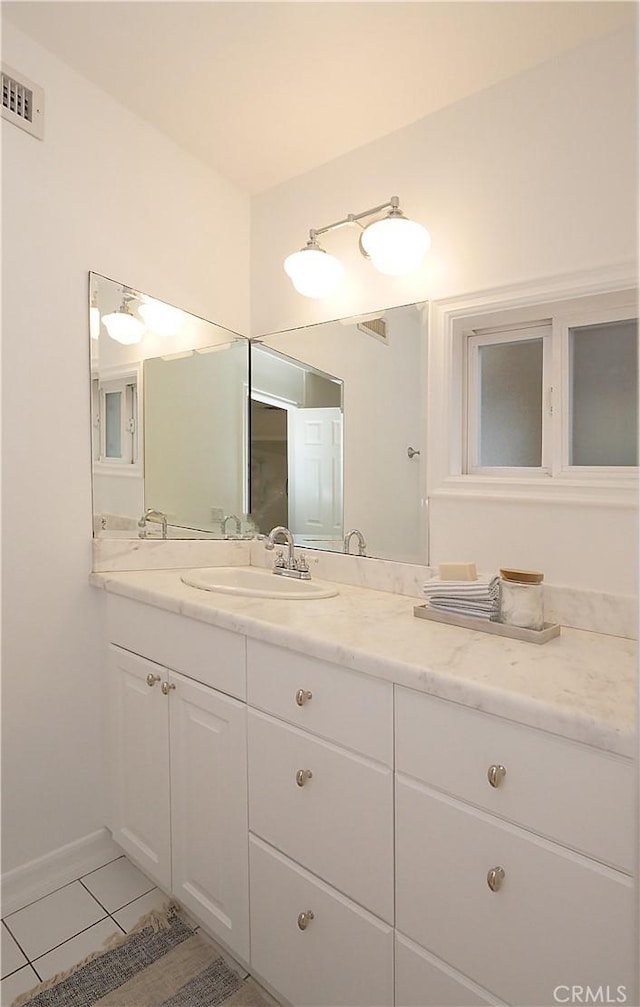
92 537 637 638
93 537 251 572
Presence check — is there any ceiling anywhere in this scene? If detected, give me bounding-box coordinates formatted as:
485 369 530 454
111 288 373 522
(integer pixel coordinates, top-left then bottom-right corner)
3 1 635 193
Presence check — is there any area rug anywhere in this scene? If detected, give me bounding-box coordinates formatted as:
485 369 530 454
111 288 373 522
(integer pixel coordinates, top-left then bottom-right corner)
12 904 274 1007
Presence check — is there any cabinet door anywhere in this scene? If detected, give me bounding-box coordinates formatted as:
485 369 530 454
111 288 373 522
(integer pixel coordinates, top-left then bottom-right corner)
106 645 171 889
248 709 393 922
170 672 249 962
395 933 503 1007
396 776 636 1007
250 835 393 1007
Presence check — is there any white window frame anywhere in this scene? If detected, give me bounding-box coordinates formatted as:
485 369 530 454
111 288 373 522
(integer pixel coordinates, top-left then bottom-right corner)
427 265 638 507
92 362 143 477
466 321 553 478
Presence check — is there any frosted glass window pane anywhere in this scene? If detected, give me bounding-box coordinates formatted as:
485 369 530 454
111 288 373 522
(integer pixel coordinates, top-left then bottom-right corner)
570 319 638 466
105 391 122 458
479 339 543 467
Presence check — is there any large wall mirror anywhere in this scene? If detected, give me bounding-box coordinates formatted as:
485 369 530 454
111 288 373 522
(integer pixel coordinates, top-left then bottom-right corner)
90 272 250 539
251 302 428 564
89 277 428 563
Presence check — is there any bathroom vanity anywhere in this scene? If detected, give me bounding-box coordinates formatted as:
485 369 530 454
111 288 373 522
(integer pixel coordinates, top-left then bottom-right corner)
94 568 637 1007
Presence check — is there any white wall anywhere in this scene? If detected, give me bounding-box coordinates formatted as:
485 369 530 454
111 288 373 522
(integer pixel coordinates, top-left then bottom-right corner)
251 28 638 594
1 23 251 875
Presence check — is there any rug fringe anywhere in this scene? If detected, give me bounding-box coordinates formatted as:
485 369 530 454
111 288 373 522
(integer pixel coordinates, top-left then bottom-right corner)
11 900 180 1007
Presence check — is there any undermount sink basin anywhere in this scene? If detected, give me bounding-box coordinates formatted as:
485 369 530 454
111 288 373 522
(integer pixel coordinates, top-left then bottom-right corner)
181 567 339 600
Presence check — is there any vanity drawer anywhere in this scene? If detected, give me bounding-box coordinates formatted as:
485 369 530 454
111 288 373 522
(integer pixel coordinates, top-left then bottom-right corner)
248 709 393 922
247 638 392 764
395 932 502 1007
249 835 393 1007
107 595 245 700
395 686 634 872
396 777 636 1007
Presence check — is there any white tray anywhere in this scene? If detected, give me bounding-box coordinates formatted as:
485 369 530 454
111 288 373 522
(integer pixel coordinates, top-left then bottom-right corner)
413 604 561 644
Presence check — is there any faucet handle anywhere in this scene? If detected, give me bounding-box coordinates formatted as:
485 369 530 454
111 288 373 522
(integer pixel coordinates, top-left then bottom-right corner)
274 549 286 568
296 553 309 573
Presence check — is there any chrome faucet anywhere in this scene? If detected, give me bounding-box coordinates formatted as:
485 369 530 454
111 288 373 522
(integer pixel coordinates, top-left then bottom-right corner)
222 514 241 538
344 528 367 556
262 526 311 580
138 508 168 539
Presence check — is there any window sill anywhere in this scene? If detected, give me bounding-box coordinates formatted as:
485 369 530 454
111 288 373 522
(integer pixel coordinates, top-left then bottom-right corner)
432 474 638 508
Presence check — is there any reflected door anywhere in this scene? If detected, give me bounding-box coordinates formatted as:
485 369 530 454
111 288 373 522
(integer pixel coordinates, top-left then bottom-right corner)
288 407 343 542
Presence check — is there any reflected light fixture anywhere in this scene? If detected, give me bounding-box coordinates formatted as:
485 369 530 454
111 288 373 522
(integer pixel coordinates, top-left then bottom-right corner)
102 292 145 345
284 196 430 298
139 296 183 337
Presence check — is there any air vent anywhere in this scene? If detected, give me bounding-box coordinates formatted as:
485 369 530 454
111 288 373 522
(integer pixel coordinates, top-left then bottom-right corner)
1 64 44 139
357 317 388 345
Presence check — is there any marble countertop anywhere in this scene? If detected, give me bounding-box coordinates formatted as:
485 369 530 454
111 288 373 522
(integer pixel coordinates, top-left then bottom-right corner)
90 568 637 758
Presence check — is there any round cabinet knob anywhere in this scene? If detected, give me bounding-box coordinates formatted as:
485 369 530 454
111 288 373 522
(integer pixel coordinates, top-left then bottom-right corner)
146 674 161 688
487 764 507 788
297 910 314 931
487 866 505 892
161 681 176 696
296 689 313 707
295 769 313 787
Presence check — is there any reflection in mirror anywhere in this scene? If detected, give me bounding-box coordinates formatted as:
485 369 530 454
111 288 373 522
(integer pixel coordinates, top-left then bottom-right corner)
252 302 428 564
90 272 249 539
250 347 343 547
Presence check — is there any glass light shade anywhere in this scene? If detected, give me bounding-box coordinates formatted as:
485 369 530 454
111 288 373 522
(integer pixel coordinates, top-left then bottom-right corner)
139 298 183 336
102 308 144 345
90 305 100 340
360 215 431 276
284 247 344 299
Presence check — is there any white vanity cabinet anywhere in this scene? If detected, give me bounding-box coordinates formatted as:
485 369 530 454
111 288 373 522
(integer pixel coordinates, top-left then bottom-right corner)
246 638 395 1006
105 596 250 963
395 687 636 1007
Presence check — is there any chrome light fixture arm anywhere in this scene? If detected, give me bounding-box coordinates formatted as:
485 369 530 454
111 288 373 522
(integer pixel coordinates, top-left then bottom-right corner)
308 195 401 244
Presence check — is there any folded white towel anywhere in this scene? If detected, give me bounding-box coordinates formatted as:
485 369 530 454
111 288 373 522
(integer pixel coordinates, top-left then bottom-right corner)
423 576 500 602
429 597 499 620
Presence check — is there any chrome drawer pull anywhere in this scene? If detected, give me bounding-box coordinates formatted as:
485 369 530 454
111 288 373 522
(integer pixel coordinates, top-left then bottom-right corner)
296 689 313 706
297 910 314 931
487 764 506 788
487 866 505 892
296 769 313 787
161 681 176 696
146 674 161 687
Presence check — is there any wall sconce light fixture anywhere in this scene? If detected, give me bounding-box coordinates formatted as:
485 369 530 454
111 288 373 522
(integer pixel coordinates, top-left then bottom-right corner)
284 196 430 299
102 292 145 344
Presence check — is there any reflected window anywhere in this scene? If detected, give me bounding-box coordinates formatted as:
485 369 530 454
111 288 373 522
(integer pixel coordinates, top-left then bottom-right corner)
97 375 138 466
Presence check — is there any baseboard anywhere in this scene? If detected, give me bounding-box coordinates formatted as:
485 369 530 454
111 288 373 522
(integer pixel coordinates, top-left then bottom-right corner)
1 827 121 916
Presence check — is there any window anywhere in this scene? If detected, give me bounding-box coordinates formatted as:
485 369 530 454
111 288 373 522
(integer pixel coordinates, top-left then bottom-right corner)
467 323 550 473
427 278 639 505
569 318 638 467
464 304 637 480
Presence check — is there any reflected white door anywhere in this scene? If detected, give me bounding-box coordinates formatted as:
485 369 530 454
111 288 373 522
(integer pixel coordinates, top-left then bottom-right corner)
288 407 342 540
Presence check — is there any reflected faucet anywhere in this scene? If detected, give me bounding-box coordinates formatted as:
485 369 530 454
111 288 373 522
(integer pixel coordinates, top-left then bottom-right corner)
344 528 367 557
262 526 311 580
138 508 168 539
222 514 241 538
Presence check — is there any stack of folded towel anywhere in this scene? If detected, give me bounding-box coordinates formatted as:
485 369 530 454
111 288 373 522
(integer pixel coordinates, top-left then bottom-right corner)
422 576 500 621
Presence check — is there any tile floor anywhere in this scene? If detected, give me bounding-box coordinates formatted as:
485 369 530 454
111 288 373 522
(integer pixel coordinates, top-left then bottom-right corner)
0 854 252 1007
